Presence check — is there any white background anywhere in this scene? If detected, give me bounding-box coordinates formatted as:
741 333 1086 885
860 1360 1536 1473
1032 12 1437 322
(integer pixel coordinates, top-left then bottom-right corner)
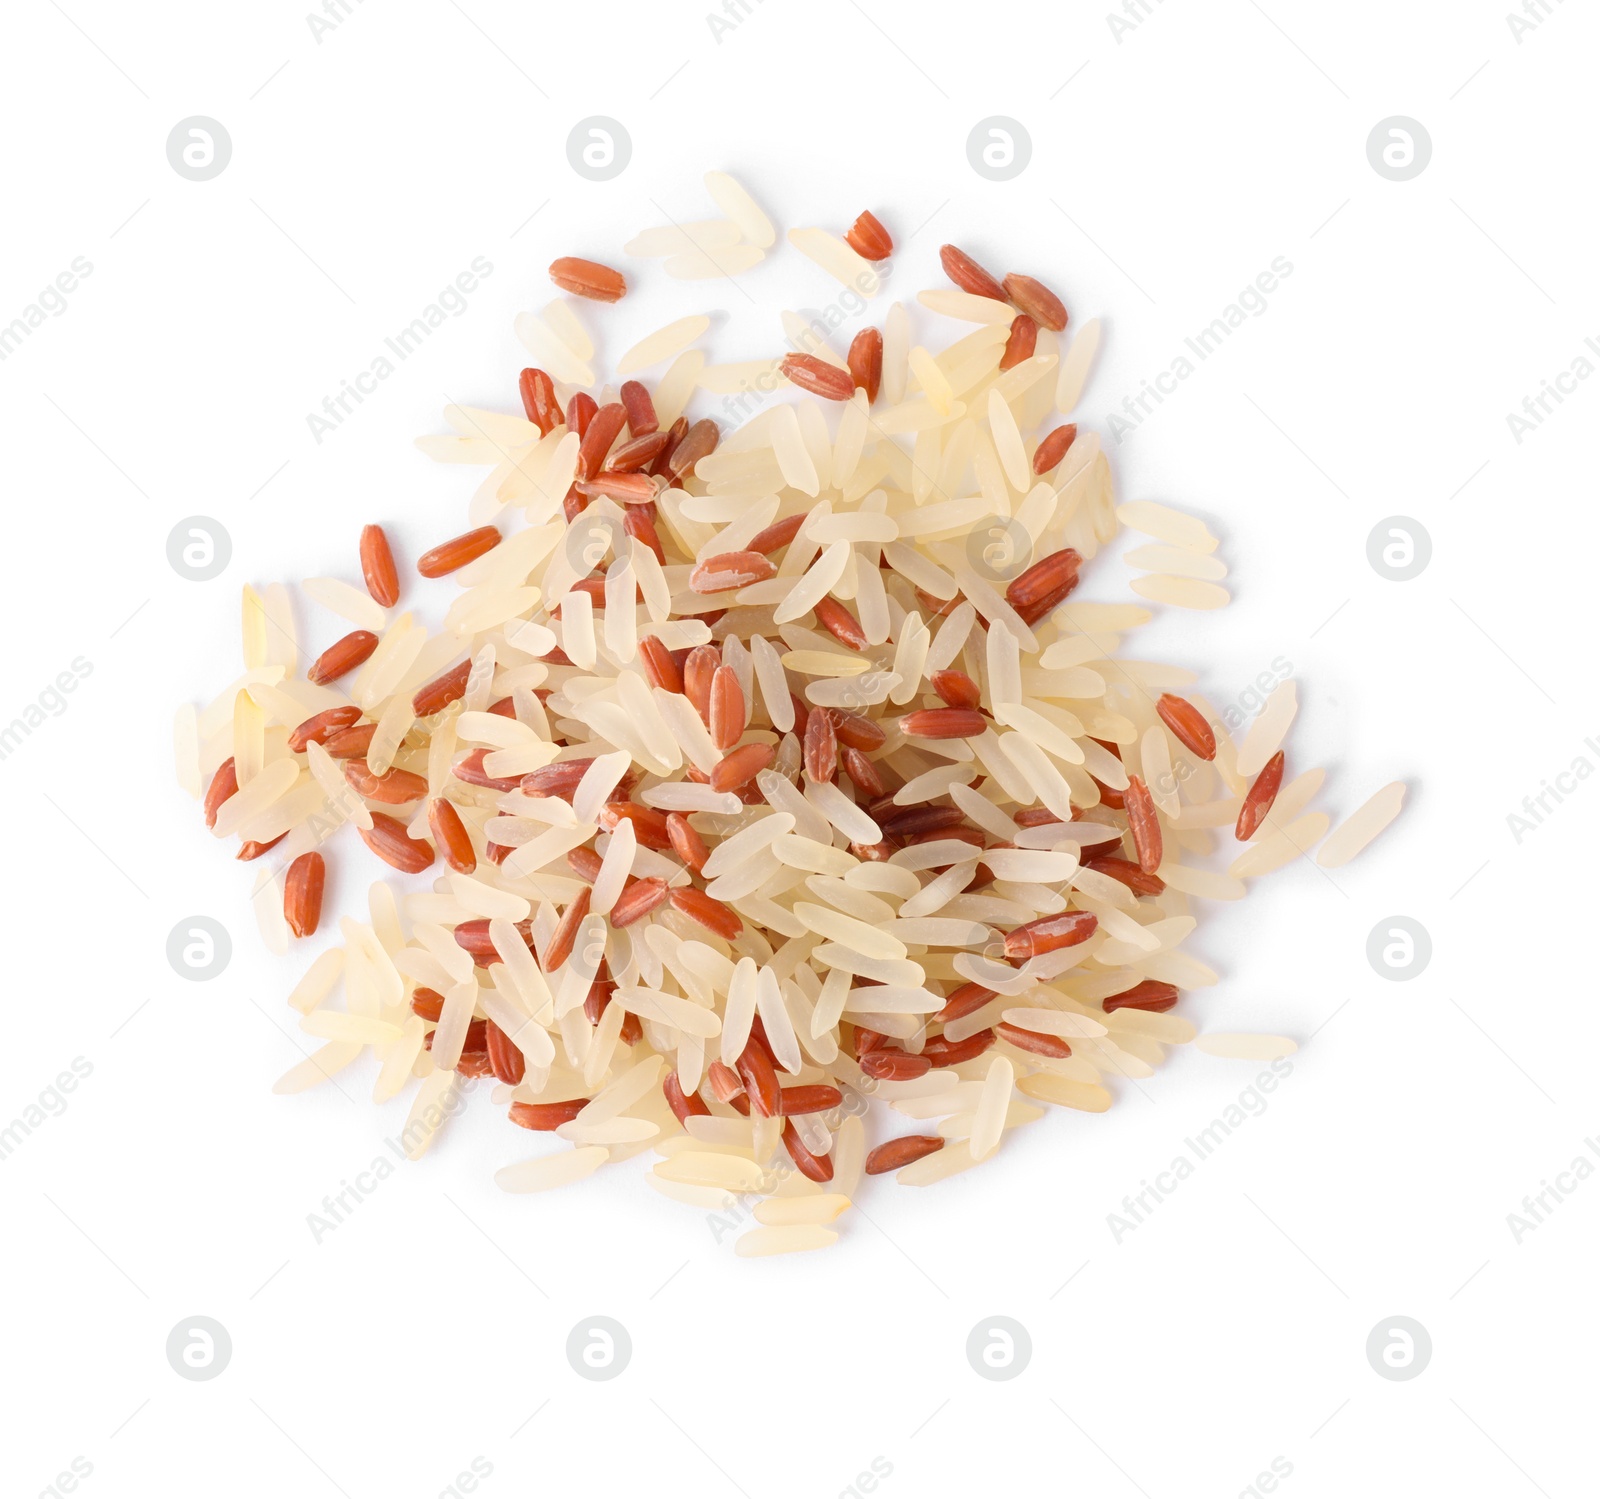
2 1 1596 1495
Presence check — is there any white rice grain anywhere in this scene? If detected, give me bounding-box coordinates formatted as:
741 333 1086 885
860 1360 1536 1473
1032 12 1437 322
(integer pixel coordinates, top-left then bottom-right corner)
664 244 766 279
1115 500 1219 553
1055 317 1102 411
495 1146 609 1194
1130 575 1232 610
1317 781 1406 867
787 227 880 296
704 171 776 247
626 219 742 257
1228 812 1330 878
918 288 1017 324
1236 679 1298 777
617 314 711 375
1195 1034 1298 1060
1124 543 1229 580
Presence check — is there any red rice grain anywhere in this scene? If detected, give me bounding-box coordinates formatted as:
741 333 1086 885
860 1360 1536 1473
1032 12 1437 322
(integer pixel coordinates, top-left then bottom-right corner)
1032 423 1078 474
711 742 774 793
412 660 472 717
667 885 741 939
1104 980 1180 1014
1002 272 1068 331
519 367 561 434
843 211 893 261
578 403 628 480
619 379 659 435
429 798 476 874
360 524 400 607
930 670 981 710
690 551 777 593
308 630 379 686
747 512 807 555
566 391 598 438
1156 693 1217 761
510 1099 589 1130
999 314 1038 371
1002 910 1099 960
1236 751 1286 841
544 890 592 972
203 757 237 826
737 1039 782 1117
343 761 429 804
779 1085 844 1114
639 635 683 692
662 1072 710 1124
485 1019 526 1085
358 813 434 874
847 328 883 403
939 244 1007 301
709 665 746 750
548 256 627 302
610 876 669 927
666 812 710 873
840 746 884 798
1124 775 1163 874
668 418 720 478
899 708 987 740
813 597 868 651
865 1136 943 1174
454 748 522 792
780 353 856 402
1083 854 1165 897
997 1022 1072 1058
781 1120 834 1183
321 723 377 759
858 1049 932 1081
804 706 838 783
418 527 503 578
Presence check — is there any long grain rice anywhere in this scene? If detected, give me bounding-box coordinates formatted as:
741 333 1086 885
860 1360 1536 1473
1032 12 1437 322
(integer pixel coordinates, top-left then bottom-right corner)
1317 781 1406 867
182 178 1397 1256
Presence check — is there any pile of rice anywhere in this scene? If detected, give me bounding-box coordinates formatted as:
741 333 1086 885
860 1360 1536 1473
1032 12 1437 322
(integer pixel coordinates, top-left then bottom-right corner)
176 173 1405 1257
